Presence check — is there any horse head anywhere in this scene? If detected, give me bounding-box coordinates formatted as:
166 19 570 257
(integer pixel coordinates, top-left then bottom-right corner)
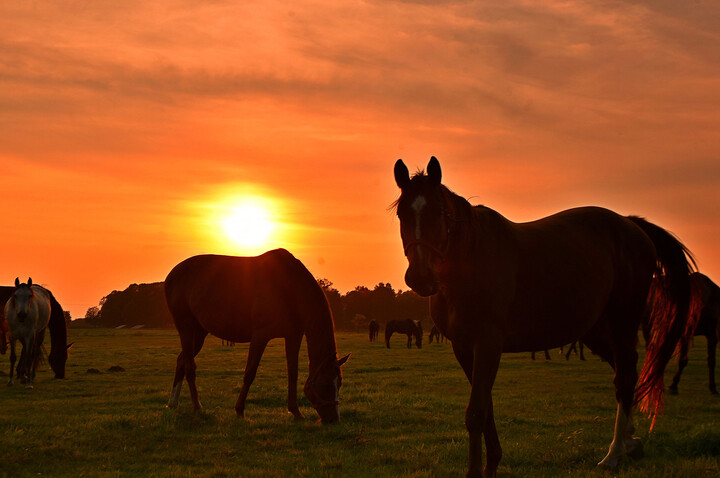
11 277 34 322
303 353 351 424
394 157 451 297
414 320 423 349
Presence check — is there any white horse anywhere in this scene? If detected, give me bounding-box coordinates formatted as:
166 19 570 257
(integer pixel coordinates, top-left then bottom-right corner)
4 278 51 388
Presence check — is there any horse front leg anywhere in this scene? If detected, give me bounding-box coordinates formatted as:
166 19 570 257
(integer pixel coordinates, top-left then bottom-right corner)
284 334 304 420
235 336 268 418
465 335 502 478
7 340 16 386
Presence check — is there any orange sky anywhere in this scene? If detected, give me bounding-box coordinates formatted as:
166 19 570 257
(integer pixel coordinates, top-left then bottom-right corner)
1 1 719 318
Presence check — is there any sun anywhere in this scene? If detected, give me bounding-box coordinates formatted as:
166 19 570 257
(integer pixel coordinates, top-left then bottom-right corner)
220 200 275 250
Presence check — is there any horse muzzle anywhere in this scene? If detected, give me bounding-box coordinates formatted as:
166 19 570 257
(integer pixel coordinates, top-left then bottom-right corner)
404 266 439 297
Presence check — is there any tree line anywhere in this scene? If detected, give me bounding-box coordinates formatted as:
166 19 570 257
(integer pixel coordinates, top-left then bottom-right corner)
75 279 430 331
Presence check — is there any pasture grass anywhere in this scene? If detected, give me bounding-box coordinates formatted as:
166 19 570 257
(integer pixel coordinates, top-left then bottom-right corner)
1 329 719 477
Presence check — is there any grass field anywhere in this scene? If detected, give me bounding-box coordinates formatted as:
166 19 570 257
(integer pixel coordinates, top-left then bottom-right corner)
1 329 719 477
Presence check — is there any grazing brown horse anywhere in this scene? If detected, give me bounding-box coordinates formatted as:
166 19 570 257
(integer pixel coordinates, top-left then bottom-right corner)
0 284 70 378
429 324 446 344
394 157 697 477
164 249 350 423
669 272 720 395
565 341 586 361
385 318 422 349
369 319 379 342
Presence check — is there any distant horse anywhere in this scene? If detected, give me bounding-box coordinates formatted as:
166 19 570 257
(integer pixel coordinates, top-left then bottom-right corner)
394 157 697 476
669 272 720 395
385 319 422 349
0 284 70 378
429 325 446 344
4 278 52 388
165 250 350 423
368 320 379 342
565 341 586 361
221 339 235 346
530 349 551 360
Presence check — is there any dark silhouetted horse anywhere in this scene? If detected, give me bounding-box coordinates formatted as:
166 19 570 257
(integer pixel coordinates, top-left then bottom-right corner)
530 349 551 360
669 272 720 395
394 157 697 476
164 249 350 423
0 282 70 380
429 325 446 344
565 341 586 361
385 319 422 349
368 320 379 342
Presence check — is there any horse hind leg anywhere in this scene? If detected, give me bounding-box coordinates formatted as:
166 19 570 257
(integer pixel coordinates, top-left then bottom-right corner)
284 334 304 420
669 341 690 395
596 321 643 468
168 315 207 410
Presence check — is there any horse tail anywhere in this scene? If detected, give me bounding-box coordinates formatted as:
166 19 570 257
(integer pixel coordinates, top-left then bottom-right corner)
629 216 700 428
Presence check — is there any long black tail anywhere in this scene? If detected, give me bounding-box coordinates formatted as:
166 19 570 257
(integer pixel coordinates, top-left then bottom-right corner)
629 216 699 426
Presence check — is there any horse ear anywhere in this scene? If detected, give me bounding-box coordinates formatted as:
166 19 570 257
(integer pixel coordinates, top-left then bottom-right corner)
66 342 75 350
394 159 410 189
337 353 351 368
27 277 32 287
427 156 441 185
15 277 20 287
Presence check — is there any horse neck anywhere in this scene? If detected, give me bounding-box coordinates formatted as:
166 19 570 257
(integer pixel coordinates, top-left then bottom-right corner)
444 191 514 273
301 292 339 372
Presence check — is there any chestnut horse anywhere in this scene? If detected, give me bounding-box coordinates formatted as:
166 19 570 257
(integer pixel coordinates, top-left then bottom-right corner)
393 157 697 477
165 249 350 423
0 284 69 378
669 272 720 395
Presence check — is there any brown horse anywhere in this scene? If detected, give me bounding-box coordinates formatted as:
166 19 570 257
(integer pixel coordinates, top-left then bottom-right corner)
429 324 446 344
164 249 350 423
369 319 379 342
385 318 422 349
394 157 697 477
669 272 720 395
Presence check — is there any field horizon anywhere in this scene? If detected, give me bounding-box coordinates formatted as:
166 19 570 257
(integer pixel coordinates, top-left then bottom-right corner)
1 329 719 477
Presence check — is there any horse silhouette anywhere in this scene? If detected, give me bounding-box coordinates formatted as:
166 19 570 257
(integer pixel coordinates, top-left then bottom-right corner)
394 156 697 476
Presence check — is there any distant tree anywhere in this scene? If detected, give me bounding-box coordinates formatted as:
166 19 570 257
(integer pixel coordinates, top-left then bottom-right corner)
351 313 368 333
317 278 345 329
63 310 72 327
98 282 173 328
85 306 100 321
369 282 396 325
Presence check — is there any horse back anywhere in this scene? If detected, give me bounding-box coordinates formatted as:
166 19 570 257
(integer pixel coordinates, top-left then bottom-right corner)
165 249 317 341
500 207 657 349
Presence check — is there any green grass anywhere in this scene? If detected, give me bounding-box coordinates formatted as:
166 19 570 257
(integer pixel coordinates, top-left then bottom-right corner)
1 330 719 477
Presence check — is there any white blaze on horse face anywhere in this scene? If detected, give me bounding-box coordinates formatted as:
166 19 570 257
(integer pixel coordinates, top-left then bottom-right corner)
411 195 427 240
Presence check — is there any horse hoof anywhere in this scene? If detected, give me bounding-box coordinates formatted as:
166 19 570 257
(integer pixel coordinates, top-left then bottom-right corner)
26 384 34 390
668 387 679 395
711 390 718 396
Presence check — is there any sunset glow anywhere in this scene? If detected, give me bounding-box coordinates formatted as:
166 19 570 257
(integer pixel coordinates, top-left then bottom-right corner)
1 1 719 318
220 200 275 252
